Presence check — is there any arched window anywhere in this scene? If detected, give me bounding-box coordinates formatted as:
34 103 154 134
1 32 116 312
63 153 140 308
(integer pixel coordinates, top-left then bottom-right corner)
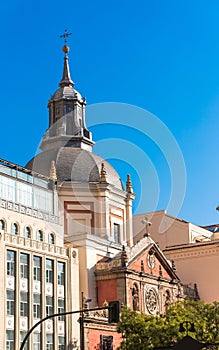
0 219 5 231
37 230 43 241
132 283 139 311
25 226 31 238
11 223 18 235
49 233 55 245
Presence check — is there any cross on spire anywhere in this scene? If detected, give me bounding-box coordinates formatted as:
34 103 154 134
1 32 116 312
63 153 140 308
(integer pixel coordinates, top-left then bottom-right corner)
60 29 72 44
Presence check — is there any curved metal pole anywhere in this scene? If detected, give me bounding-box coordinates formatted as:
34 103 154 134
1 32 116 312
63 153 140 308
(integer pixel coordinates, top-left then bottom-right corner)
19 306 108 350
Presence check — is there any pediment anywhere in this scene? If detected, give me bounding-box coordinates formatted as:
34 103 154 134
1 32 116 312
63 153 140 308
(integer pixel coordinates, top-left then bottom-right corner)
127 237 178 280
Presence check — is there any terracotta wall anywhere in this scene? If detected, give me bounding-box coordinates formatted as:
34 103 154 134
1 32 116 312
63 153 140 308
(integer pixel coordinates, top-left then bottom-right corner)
97 279 117 306
86 326 122 349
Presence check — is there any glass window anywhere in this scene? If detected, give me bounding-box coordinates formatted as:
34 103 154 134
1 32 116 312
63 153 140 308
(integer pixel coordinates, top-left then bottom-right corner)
49 233 54 245
20 331 28 350
11 223 18 235
113 223 120 244
7 250 15 276
20 292 28 317
58 298 65 321
17 182 33 207
33 294 41 319
46 259 53 283
0 219 5 230
0 175 16 202
33 333 41 350
58 336 65 350
57 262 65 285
20 253 28 279
46 334 53 350
6 290 15 315
6 330 14 350
46 296 53 316
37 230 43 241
25 226 31 238
33 187 52 213
33 256 41 281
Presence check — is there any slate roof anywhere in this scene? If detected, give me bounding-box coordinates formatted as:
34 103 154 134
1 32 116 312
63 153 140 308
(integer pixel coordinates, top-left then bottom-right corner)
26 147 123 189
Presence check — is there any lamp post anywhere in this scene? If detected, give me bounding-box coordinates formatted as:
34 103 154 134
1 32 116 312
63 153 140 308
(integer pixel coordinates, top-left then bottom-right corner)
80 292 92 350
19 302 119 350
179 320 196 336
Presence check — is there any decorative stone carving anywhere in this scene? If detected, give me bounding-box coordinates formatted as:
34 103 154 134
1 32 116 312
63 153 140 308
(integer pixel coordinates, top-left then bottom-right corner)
132 283 139 311
145 288 158 314
147 250 155 270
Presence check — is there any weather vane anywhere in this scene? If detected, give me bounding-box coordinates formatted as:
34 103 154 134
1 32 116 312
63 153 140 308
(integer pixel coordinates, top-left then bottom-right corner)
60 29 72 44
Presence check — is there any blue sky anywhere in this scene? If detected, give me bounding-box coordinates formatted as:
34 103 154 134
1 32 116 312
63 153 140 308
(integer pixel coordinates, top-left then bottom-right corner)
1 0 219 225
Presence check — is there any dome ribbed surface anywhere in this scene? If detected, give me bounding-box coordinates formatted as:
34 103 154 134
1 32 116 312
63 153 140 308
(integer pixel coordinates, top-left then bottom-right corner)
26 148 123 190
53 87 82 100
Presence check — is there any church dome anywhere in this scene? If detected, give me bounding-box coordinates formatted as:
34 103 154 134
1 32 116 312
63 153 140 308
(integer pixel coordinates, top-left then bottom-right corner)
53 86 82 101
26 42 124 192
26 147 124 190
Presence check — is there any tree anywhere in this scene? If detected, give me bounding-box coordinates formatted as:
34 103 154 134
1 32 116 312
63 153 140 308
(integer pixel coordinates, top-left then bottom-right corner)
117 300 219 349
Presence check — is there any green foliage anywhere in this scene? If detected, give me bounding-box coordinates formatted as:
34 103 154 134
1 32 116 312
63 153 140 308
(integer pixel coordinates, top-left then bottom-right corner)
117 300 219 349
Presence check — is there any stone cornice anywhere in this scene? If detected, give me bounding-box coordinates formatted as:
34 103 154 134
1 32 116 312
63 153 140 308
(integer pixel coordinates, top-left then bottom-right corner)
3 233 67 257
164 244 219 260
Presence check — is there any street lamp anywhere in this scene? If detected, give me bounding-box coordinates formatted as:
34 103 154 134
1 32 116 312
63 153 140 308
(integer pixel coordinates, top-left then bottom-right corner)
80 293 92 350
179 321 196 335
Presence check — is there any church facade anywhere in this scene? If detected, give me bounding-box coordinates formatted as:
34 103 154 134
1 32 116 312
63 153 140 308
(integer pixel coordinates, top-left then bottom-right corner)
0 40 188 349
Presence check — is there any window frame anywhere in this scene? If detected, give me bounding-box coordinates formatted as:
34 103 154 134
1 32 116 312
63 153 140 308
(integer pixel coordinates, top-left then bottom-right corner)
48 233 55 245
113 223 120 244
46 259 53 284
6 290 15 315
11 222 19 235
33 294 41 319
25 226 31 238
37 230 43 241
20 253 28 279
7 250 16 276
20 292 28 317
33 256 41 281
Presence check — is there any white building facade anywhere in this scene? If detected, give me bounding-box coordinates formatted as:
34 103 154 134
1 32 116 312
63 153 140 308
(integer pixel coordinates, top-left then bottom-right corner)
0 160 79 349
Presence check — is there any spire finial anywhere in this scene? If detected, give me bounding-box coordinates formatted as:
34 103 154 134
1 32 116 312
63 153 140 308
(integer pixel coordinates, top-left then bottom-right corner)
50 160 57 180
60 29 72 44
126 174 133 193
59 30 74 88
121 245 128 267
60 29 72 56
100 163 107 183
